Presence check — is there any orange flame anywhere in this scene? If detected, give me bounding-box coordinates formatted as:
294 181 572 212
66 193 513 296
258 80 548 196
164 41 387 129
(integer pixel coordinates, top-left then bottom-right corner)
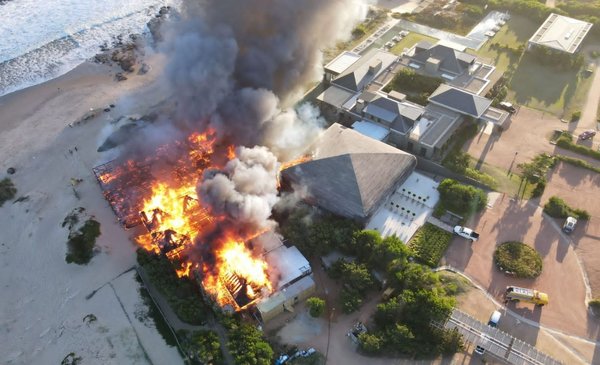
128 130 274 311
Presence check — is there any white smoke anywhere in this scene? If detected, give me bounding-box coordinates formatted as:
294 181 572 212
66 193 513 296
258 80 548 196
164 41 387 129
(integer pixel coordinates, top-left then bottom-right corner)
199 146 280 231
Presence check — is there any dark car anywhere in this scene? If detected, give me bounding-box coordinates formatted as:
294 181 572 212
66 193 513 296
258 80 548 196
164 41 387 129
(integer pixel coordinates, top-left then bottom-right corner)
498 101 516 113
578 130 597 140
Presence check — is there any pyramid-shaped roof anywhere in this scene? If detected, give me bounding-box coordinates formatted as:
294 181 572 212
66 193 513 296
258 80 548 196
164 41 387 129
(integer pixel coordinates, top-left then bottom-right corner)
283 124 416 220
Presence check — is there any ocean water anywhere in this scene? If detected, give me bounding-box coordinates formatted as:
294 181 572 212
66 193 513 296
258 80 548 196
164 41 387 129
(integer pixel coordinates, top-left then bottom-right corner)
0 0 179 96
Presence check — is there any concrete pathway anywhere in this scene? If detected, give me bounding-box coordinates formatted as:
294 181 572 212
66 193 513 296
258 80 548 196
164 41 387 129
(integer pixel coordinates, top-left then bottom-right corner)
580 63 600 131
425 215 453 232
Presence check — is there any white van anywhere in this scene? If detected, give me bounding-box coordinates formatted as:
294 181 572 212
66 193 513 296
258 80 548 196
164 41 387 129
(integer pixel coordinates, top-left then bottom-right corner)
488 310 501 327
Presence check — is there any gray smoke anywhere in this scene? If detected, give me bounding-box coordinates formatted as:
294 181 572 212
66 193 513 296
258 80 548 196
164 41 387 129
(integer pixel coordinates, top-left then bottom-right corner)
162 0 370 150
199 146 280 232
159 0 370 232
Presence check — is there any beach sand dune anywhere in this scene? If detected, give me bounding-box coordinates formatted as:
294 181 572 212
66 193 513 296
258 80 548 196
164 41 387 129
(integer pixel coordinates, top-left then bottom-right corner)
0 56 181 364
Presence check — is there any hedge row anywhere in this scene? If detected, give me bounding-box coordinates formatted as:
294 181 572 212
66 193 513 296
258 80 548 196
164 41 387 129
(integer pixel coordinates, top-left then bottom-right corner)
543 196 590 220
556 133 600 161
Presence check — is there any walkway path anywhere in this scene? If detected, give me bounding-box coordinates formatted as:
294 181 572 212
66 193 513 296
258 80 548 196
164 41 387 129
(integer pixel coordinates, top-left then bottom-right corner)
580 63 600 131
425 215 453 232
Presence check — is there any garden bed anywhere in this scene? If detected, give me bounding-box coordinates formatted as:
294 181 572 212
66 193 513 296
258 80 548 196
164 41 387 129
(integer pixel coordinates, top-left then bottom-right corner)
409 223 452 267
493 241 542 278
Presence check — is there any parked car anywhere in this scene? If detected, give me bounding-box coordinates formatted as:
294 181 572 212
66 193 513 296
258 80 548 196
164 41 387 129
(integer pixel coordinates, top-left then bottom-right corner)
399 30 409 37
484 30 495 37
498 101 516 113
453 226 480 241
578 130 596 140
562 216 577 233
487 310 501 327
474 345 486 355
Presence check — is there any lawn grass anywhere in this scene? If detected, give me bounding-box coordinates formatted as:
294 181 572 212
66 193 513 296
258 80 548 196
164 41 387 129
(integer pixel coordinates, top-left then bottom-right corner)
476 161 535 199
471 15 536 74
473 15 592 117
389 33 438 55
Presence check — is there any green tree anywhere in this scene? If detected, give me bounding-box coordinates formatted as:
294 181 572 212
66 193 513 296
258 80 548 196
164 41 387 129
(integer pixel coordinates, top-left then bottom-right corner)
340 287 363 313
358 333 383 354
306 297 325 317
350 230 382 262
227 323 273 365
370 235 410 268
374 297 404 328
383 324 415 354
341 262 373 294
188 331 223 364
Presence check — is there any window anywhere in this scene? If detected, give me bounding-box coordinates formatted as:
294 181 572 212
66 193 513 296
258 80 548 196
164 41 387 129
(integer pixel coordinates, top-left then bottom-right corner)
420 147 427 157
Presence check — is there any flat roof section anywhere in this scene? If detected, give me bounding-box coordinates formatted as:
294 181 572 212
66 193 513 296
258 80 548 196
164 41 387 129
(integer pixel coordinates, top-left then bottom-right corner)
317 85 355 109
529 13 593 54
352 120 390 141
324 51 361 75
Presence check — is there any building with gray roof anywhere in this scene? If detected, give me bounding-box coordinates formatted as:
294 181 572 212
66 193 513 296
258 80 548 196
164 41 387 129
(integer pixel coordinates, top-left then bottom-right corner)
408 41 476 76
528 13 592 54
428 84 492 118
282 123 417 221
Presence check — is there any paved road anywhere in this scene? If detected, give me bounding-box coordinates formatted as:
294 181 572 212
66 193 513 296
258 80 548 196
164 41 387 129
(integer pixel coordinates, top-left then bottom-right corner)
580 63 600 131
442 196 599 340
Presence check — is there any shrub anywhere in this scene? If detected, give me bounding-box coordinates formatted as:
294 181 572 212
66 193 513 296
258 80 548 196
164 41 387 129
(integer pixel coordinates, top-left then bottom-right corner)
0 178 17 207
359 333 384 354
555 155 600 174
408 223 452 267
383 69 443 95
571 111 582 121
306 297 326 317
590 299 600 315
493 241 542 278
436 179 488 219
543 196 590 220
531 179 546 198
556 132 600 161
184 330 223 364
66 219 101 264
341 287 362 314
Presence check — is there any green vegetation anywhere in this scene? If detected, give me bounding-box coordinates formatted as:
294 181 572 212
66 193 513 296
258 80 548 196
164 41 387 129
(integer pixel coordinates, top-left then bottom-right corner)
529 46 584 71
136 249 208 324
517 153 556 198
435 178 488 220
472 11 592 117
556 132 600 161
365 262 463 357
181 330 223 365
65 219 101 265
389 33 438 56
0 177 17 207
279 208 360 257
543 196 590 220
330 261 374 313
403 2 486 35
441 123 497 189
227 322 274 365
306 297 325 317
280 209 461 358
571 110 582 122
408 223 452 267
383 68 443 95
61 352 82 365
589 299 600 316
137 283 177 347
555 155 600 174
493 241 543 278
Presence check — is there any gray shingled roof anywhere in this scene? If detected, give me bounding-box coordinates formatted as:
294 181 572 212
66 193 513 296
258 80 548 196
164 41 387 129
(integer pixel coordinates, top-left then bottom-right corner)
283 124 416 220
332 49 397 92
364 94 424 134
428 84 492 118
411 43 475 75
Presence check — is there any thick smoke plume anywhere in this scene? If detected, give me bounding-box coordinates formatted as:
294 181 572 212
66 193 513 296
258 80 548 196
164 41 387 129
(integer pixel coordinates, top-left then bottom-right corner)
163 0 370 154
157 0 370 233
199 146 280 233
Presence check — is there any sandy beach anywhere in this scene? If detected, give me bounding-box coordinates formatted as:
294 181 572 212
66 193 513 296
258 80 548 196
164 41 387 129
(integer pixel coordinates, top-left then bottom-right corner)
0 53 182 364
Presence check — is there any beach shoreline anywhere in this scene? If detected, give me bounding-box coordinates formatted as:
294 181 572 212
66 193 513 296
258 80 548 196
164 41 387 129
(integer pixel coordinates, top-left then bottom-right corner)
0 44 179 364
